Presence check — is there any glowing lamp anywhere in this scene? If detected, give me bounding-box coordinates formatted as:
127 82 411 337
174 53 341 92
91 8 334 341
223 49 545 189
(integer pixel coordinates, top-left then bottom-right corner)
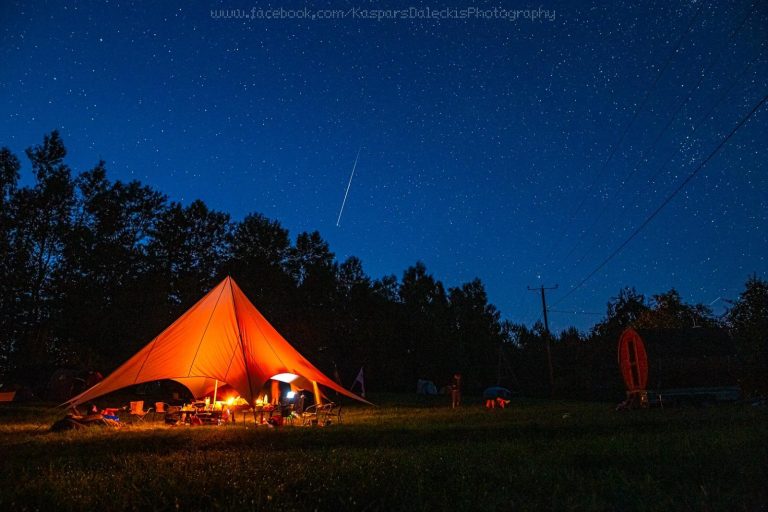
287 391 296 399
271 373 299 383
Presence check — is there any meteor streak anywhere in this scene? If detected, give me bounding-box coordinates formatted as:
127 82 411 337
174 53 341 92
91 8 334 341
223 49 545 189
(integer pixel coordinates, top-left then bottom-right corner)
336 147 361 227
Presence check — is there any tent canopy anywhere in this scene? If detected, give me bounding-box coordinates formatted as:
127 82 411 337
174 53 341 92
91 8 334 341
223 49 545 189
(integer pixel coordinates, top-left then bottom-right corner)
67 276 370 406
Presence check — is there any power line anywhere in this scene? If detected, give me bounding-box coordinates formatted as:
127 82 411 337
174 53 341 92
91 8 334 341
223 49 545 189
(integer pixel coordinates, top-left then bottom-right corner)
560 44 765 281
553 1 707 257
547 309 603 316
554 90 768 307
618 2 757 188
552 2 759 270
629 49 764 212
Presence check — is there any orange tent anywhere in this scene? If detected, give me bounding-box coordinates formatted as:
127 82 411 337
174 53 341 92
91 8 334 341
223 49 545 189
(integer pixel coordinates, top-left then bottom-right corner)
66 276 369 406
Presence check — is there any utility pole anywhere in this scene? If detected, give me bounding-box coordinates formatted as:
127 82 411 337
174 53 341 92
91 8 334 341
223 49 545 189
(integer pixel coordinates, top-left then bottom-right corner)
528 284 558 398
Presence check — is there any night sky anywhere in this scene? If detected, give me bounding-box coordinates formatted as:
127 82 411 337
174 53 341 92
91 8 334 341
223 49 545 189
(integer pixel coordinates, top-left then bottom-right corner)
2 1 767 332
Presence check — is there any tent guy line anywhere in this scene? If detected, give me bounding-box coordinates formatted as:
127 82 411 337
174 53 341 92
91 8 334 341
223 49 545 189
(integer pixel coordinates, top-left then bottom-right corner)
336 147 361 227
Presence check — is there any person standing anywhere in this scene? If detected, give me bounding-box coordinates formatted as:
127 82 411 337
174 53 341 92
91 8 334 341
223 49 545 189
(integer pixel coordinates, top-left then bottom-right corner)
450 372 462 408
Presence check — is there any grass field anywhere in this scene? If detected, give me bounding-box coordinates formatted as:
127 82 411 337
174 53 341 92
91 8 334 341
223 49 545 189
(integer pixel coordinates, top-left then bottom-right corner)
1 395 766 511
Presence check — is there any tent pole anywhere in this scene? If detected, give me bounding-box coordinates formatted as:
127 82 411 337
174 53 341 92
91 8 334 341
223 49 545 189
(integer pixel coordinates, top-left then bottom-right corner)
312 380 322 406
213 379 218 404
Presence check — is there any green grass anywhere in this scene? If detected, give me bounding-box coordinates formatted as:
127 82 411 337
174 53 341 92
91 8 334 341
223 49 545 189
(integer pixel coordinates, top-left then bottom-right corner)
0 395 766 511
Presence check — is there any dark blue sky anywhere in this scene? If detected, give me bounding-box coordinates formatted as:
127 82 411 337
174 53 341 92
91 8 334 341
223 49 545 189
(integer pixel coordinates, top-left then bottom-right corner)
2 1 767 331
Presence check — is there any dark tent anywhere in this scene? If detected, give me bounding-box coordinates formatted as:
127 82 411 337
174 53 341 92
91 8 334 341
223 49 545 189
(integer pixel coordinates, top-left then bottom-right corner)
47 369 103 403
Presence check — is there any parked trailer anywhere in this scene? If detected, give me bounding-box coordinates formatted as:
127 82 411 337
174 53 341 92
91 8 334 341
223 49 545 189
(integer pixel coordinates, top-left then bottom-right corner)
618 327 740 407
648 386 741 407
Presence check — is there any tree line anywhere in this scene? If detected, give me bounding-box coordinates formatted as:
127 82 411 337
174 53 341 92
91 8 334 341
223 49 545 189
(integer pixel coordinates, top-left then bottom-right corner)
1 133 766 399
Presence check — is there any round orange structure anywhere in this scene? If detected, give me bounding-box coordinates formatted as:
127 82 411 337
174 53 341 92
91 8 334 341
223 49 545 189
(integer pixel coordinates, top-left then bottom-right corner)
618 328 648 392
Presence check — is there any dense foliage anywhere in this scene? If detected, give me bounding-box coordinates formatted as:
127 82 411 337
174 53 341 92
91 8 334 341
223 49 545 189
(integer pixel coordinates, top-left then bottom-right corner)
1 133 766 397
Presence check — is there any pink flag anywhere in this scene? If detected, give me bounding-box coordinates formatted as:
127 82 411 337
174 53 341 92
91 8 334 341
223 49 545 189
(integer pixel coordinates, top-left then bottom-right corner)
350 367 365 398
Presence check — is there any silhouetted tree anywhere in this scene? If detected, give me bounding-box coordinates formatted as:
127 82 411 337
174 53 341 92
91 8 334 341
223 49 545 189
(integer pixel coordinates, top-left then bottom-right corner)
227 213 294 323
328 256 375 380
505 321 550 396
54 163 167 367
634 289 718 329
399 262 450 387
364 274 407 390
148 199 231 311
591 287 648 339
448 278 503 391
2 132 758 402
0 148 21 374
285 231 339 360
552 326 590 398
726 276 768 395
7 132 75 383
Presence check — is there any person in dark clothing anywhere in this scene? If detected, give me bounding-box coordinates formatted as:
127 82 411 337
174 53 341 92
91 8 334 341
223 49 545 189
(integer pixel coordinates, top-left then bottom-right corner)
450 373 462 408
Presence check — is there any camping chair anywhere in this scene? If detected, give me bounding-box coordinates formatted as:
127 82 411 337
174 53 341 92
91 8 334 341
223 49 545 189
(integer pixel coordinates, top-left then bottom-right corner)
301 403 319 426
294 394 322 426
318 402 337 426
302 402 336 426
153 402 170 422
128 401 153 423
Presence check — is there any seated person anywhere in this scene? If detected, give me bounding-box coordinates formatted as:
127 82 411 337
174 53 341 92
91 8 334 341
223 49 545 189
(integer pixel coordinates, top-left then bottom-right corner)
88 404 120 421
82 404 105 421
102 410 120 421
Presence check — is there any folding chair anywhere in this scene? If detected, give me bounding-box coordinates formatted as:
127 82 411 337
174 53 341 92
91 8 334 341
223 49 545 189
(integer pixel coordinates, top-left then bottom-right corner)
154 402 170 422
293 394 321 426
301 404 319 426
318 402 337 426
129 401 153 423
302 402 335 426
